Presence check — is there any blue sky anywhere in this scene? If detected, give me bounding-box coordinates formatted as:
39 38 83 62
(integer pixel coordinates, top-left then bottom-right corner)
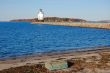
0 0 110 21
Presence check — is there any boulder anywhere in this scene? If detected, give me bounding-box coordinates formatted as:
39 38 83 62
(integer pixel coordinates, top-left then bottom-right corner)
45 60 68 70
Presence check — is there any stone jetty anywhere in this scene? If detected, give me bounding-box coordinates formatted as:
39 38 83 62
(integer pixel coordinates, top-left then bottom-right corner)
32 22 110 29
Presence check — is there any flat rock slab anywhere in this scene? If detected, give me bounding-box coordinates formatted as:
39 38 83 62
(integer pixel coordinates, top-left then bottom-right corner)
45 60 68 71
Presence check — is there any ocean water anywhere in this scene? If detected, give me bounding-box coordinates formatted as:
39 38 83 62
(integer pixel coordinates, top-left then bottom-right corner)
0 22 110 60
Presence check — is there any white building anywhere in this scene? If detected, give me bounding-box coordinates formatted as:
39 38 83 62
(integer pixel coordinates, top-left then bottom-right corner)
37 9 44 21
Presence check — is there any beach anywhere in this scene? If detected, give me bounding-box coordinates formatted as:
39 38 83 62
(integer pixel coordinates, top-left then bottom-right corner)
0 46 110 73
32 22 110 29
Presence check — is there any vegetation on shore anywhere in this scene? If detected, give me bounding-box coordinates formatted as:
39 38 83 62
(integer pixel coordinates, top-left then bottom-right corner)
10 17 86 22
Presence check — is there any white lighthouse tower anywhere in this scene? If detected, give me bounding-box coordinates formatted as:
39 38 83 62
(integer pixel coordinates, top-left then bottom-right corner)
37 9 44 21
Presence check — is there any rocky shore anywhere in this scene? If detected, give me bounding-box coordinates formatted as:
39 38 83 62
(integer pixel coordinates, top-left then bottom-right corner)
0 47 110 73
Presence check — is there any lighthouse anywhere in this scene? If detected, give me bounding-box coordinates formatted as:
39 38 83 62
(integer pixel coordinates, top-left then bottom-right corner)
37 9 44 22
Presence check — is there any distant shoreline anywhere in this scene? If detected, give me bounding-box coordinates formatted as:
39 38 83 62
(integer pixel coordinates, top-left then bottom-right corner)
32 22 110 29
0 21 10 22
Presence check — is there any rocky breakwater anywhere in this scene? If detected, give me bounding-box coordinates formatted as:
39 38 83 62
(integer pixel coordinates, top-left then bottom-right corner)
32 22 110 29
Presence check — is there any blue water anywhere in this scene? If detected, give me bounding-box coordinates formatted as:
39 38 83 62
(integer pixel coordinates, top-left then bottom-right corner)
0 22 110 60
